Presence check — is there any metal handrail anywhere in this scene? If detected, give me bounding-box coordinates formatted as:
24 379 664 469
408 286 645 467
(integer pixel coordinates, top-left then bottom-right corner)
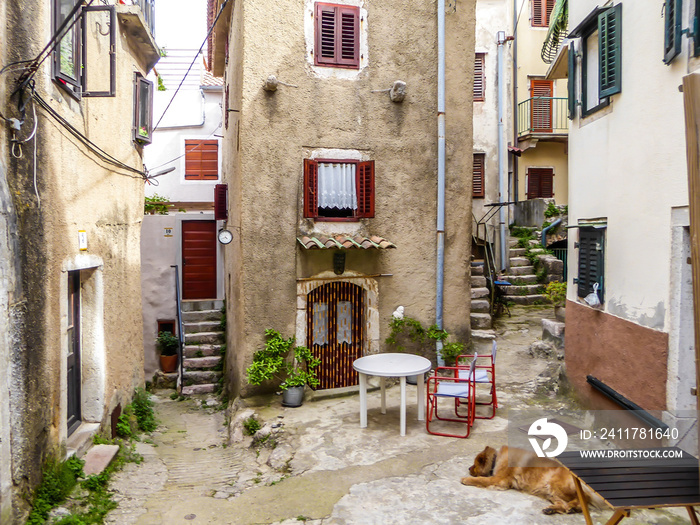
472 212 499 317
517 97 569 136
171 265 184 393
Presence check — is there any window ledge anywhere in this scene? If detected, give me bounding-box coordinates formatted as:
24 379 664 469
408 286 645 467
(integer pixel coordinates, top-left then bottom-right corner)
117 5 160 72
580 99 613 126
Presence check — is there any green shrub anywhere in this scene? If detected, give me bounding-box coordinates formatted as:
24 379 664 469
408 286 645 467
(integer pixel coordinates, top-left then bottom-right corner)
132 387 157 432
144 194 171 215
243 417 261 435
27 456 85 524
545 281 567 307
543 202 560 218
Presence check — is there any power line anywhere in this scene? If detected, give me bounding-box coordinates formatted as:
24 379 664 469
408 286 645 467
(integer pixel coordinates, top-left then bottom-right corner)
153 0 230 131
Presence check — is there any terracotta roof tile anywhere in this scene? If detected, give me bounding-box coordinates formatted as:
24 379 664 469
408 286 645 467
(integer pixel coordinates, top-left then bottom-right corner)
297 234 396 250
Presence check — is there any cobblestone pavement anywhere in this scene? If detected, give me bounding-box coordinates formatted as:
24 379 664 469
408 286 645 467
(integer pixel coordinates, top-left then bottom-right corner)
104 306 692 524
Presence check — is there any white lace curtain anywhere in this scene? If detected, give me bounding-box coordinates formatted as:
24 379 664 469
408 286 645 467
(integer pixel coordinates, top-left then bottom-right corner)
318 162 357 210
312 301 353 346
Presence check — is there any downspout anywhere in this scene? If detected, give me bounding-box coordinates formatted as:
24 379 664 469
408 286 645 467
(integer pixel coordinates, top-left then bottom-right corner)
436 0 446 365
497 31 508 271
512 0 519 203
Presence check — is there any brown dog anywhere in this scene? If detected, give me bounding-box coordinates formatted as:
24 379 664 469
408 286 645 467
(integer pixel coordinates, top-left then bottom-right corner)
461 445 602 515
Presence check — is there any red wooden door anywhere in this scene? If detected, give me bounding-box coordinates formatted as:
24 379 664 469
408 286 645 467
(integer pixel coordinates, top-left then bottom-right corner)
182 221 217 300
530 79 553 133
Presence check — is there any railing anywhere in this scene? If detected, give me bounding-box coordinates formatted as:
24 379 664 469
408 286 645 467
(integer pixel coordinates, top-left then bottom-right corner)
124 0 155 36
171 265 184 393
517 97 569 136
551 248 568 281
472 208 502 318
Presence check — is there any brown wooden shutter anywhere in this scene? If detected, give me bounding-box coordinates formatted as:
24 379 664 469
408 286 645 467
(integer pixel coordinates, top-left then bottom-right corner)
185 139 219 180
472 154 485 198
530 79 553 132
214 183 228 220
474 54 485 102
527 167 554 199
357 160 374 217
315 3 359 68
532 0 555 27
304 159 318 218
338 6 359 67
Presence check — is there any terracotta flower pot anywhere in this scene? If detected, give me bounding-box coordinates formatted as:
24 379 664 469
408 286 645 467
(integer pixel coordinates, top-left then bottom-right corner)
160 354 178 373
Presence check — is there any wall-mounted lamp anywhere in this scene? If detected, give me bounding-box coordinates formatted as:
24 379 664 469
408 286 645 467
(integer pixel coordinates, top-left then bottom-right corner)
371 80 406 103
263 75 298 92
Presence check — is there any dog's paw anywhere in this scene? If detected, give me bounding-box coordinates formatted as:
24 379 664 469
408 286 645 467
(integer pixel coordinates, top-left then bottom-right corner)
460 477 473 485
542 507 557 515
566 507 581 514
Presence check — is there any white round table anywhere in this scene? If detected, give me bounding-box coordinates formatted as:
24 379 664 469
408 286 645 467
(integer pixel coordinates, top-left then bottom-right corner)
353 353 432 436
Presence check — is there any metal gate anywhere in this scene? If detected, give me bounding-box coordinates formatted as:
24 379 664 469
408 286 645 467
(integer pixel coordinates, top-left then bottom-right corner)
306 282 364 389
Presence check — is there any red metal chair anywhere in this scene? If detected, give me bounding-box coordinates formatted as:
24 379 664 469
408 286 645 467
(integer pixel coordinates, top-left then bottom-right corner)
458 340 497 419
426 358 476 438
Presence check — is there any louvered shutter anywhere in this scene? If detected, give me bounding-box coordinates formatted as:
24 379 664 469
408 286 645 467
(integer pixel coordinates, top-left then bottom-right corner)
304 159 318 218
527 169 540 199
577 227 605 300
185 140 219 180
527 168 554 198
472 154 485 198
568 41 576 120
530 79 553 132
315 3 359 68
599 4 622 97
663 0 682 64
338 6 359 67
532 0 555 27
214 184 228 221
357 160 375 218
474 54 485 101
540 171 554 197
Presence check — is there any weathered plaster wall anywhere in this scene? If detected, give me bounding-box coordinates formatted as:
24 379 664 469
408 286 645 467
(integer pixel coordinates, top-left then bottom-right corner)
517 141 568 204
565 299 669 411
224 0 475 397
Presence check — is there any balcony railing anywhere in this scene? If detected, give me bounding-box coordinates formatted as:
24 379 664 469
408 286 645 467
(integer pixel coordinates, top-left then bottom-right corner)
517 97 569 137
120 0 155 36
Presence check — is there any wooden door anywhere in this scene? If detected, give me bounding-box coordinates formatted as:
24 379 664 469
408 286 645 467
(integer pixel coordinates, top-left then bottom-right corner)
67 271 81 435
182 221 217 300
307 282 364 389
530 79 553 132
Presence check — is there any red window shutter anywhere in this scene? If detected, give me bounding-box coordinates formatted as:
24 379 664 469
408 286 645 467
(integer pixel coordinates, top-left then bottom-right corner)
357 160 375 217
472 154 485 198
304 159 318 218
530 79 553 132
185 139 219 180
214 184 228 220
338 6 359 67
532 0 543 26
315 3 359 68
474 54 485 102
316 3 337 65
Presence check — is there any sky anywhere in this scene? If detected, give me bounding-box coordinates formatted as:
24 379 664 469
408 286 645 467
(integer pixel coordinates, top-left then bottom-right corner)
154 0 207 50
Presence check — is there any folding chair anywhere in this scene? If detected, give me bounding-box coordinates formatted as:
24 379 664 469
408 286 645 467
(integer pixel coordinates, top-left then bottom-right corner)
458 340 497 419
426 358 476 438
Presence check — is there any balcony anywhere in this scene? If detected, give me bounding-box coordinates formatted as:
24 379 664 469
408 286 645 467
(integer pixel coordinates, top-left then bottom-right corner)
517 97 568 148
117 0 159 71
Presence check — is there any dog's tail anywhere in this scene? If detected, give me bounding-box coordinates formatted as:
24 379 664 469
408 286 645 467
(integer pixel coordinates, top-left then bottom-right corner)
581 485 606 510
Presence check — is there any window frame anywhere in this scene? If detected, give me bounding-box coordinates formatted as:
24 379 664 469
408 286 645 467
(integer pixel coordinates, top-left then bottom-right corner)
664 0 682 64
303 158 374 221
53 0 83 99
133 73 154 145
472 153 485 198
474 53 485 102
184 139 220 181
576 226 606 303
314 2 360 69
81 5 116 97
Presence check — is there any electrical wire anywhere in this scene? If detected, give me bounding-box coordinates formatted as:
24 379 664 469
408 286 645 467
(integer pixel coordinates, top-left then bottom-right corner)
513 0 528 36
153 0 230 131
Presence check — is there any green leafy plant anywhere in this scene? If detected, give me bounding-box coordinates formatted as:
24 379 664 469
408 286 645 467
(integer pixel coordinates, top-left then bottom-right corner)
156 73 166 91
144 193 171 215
27 456 85 525
132 387 157 432
243 416 261 435
386 315 465 365
544 281 567 307
246 330 321 390
156 331 179 357
543 201 561 218
440 341 466 366
116 412 132 439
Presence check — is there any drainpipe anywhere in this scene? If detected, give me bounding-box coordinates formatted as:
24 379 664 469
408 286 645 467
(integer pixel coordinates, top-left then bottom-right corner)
497 31 508 271
436 0 446 365
512 0 519 204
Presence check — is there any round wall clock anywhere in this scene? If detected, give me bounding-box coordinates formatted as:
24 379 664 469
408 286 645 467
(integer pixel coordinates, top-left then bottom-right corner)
218 229 233 245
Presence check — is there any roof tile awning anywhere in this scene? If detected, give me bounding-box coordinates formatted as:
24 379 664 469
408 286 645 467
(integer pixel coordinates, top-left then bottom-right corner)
297 235 396 250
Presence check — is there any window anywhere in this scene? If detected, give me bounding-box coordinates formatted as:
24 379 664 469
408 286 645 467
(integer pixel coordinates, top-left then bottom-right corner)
532 0 556 27
314 3 360 68
664 0 682 64
526 167 553 199
133 73 154 144
185 140 219 180
304 159 374 220
53 0 82 97
530 79 553 132
576 226 605 302
570 4 621 117
473 153 485 198
474 54 485 102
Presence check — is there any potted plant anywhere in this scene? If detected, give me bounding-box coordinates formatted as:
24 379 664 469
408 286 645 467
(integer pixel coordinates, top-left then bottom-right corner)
246 329 321 407
156 331 179 373
544 281 567 321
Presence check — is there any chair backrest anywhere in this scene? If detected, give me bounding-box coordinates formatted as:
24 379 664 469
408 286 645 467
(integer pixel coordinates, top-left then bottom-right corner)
468 354 477 380
491 340 497 362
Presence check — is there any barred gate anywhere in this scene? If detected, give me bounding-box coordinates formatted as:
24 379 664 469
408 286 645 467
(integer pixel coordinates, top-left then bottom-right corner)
306 282 364 389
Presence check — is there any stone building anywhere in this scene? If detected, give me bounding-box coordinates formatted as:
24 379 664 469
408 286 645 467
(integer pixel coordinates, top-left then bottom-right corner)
207 0 476 398
0 0 158 520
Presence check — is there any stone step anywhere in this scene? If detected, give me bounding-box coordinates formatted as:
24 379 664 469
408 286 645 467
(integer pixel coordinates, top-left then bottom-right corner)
470 299 490 313
182 384 218 395
470 313 492 330
470 263 485 276
509 247 527 257
183 370 222 384
184 344 224 358
471 275 487 288
181 300 224 312
184 356 222 369
471 287 490 300
500 274 538 284
184 321 222 333
508 265 535 276
471 329 496 341
510 257 531 267
503 284 545 296
181 309 223 323
505 294 546 305
185 331 224 345
82 444 120 476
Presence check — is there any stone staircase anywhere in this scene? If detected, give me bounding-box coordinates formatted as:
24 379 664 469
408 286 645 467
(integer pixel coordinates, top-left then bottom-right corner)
499 239 546 305
181 300 225 396
470 261 497 350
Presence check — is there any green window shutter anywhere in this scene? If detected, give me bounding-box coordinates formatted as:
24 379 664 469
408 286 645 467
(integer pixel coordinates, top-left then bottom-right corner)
577 227 605 301
664 0 682 64
598 4 622 98
568 41 576 119
695 0 700 56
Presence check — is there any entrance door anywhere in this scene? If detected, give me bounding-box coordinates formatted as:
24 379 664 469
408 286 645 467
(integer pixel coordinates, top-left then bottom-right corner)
307 282 364 389
530 79 553 133
182 221 217 300
67 271 81 435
